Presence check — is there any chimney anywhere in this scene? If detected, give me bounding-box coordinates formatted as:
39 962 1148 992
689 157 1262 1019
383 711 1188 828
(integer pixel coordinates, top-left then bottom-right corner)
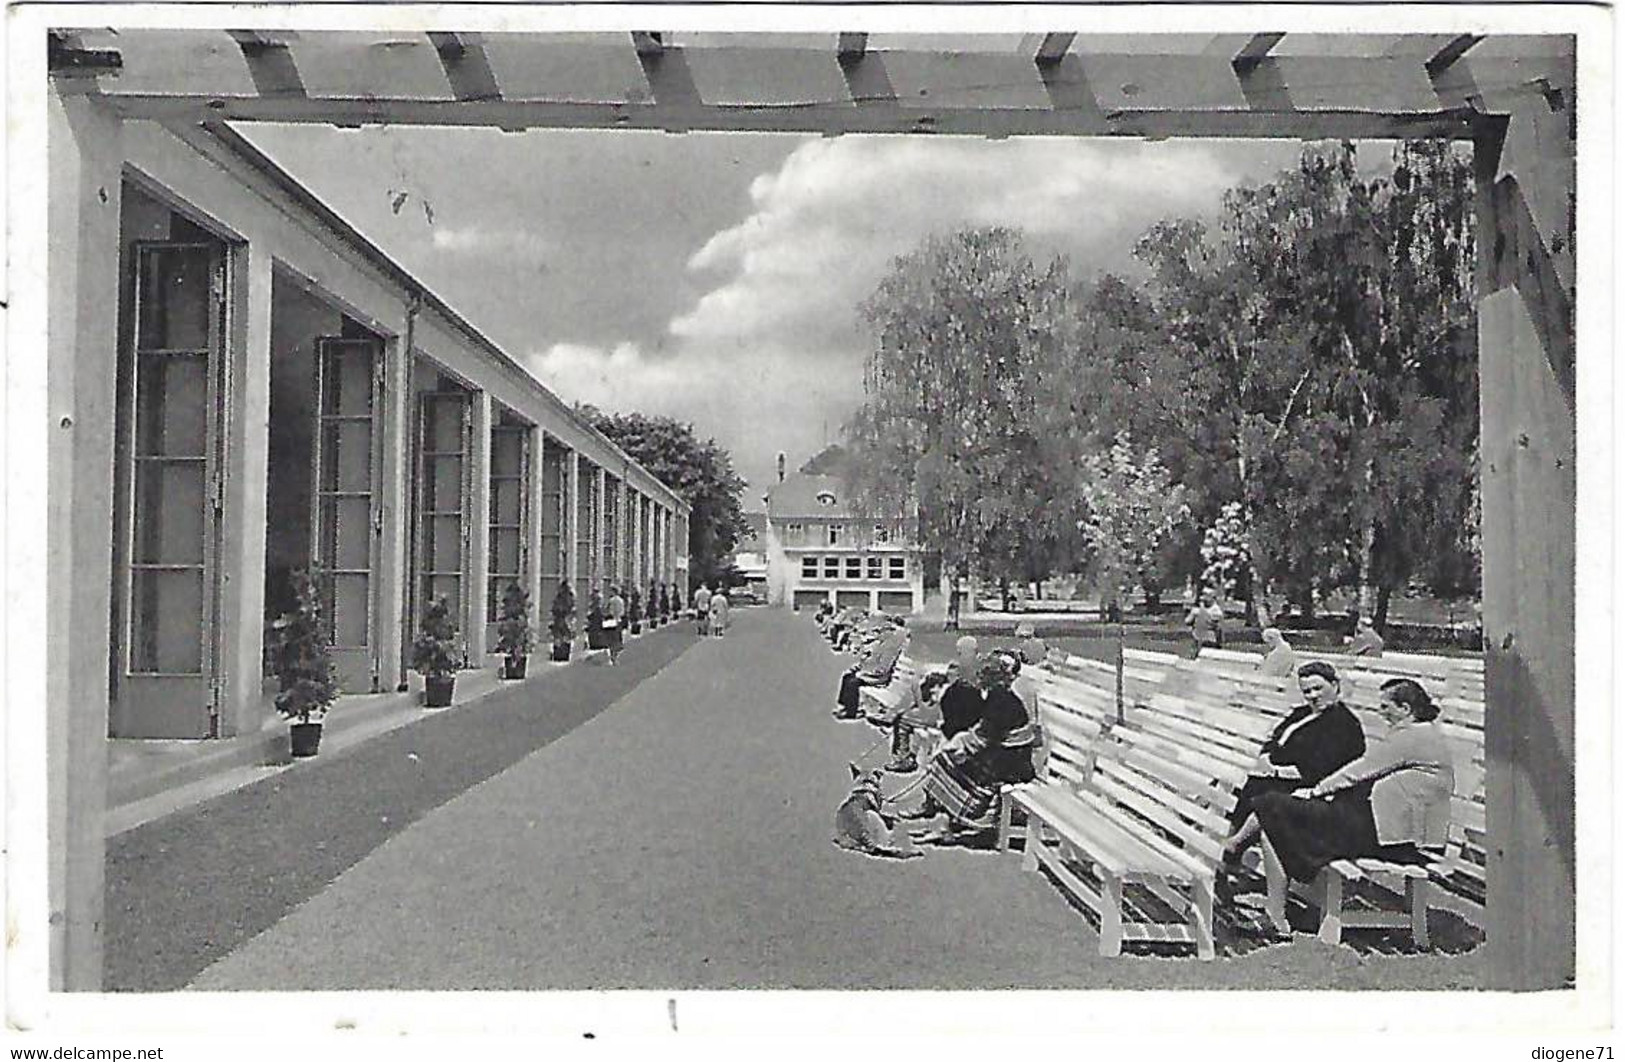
776 452 786 483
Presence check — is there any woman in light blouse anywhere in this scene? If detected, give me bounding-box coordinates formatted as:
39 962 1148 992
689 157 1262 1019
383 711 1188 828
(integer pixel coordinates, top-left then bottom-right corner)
1252 677 1456 883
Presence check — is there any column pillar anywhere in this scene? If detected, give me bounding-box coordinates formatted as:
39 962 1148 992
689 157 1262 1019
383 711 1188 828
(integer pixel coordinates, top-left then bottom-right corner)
215 240 273 737
40 90 124 991
378 304 415 692
565 449 580 608
526 425 544 631
1475 91 1577 989
465 392 492 662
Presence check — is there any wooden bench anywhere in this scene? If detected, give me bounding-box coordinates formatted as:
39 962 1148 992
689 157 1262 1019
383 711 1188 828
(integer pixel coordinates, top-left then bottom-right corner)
1009 647 1488 954
1171 653 1487 945
1001 664 1246 958
857 656 923 721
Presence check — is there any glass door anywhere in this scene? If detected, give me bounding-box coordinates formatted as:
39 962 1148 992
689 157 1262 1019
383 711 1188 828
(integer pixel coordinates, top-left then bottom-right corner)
120 242 229 738
415 390 472 665
485 418 531 649
312 337 384 691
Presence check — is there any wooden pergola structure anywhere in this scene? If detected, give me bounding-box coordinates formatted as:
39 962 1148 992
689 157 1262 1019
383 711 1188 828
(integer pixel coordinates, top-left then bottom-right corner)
40 25 1578 992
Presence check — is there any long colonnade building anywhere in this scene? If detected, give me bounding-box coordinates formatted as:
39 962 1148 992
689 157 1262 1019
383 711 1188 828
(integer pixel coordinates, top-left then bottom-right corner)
75 118 689 741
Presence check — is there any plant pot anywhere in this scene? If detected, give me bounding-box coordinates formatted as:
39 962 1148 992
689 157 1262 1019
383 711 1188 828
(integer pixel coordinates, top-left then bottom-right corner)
551 640 572 662
631 623 642 635
503 655 528 680
587 628 608 650
425 674 455 708
290 721 323 758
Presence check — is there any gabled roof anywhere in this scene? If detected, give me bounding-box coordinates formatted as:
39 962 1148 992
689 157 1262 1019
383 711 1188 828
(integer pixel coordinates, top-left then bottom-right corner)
766 474 856 520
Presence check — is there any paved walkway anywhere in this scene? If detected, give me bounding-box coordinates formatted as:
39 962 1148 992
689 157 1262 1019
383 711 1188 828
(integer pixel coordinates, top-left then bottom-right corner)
178 609 1481 991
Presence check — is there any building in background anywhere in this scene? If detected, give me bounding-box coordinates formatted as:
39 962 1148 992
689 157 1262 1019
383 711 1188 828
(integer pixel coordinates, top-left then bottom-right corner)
762 471 923 614
732 512 769 602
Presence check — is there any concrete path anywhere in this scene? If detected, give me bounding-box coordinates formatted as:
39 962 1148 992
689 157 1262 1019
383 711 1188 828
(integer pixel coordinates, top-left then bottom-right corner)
182 609 1484 991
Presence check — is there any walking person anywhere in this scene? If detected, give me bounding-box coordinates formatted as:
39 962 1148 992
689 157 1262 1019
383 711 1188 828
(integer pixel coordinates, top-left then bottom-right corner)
604 586 626 666
708 586 730 637
693 584 712 635
1186 589 1225 660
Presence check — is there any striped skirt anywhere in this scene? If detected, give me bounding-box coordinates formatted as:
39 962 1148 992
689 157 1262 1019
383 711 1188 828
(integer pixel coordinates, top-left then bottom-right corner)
923 745 1036 829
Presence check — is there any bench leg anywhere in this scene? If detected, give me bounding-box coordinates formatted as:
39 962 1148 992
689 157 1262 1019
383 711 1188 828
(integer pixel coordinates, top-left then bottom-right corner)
1099 873 1125 957
1407 877 1431 949
1191 879 1216 960
1021 819 1043 871
996 792 1017 853
1262 841 1290 935
1317 869 1345 946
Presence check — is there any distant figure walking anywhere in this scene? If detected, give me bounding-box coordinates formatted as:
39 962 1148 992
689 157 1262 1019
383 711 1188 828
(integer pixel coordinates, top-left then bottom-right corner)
693 584 712 635
1185 590 1225 659
1348 615 1386 657
708 588 730 637
604 587 626 666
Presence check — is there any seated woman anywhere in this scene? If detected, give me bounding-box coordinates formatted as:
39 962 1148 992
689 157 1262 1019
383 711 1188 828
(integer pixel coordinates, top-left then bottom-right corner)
1220 660 1366 877
883 669 952 773
1253 678 1455 883
915 652 1039 845
833 617 908 719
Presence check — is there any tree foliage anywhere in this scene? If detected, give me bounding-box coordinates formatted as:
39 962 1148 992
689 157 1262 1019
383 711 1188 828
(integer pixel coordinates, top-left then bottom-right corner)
1073 435 1191 607
845 227 1084 598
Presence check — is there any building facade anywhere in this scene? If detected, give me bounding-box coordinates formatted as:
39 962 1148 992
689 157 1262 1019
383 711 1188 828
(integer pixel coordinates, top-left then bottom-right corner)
762 474 924 614
51 110 691 747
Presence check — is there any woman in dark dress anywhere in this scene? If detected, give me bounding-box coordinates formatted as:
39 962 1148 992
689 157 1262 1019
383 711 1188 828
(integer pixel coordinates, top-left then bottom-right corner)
916 652 1039 845
1220 660 1366 872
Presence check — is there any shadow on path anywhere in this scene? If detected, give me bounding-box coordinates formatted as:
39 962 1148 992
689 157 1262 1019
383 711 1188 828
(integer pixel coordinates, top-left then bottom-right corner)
104 626 696 991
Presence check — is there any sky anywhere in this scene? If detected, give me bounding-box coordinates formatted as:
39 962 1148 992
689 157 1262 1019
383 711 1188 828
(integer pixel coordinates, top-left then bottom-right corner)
242 123 1324 507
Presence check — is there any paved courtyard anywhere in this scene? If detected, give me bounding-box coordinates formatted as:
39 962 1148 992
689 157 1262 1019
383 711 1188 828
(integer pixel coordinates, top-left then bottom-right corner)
109 609 1484 992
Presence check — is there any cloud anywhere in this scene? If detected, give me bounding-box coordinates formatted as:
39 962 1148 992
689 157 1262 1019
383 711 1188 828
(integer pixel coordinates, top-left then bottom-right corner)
522 338 863 499
430 225 552 265
528 137 1301 499
668 137 1259 349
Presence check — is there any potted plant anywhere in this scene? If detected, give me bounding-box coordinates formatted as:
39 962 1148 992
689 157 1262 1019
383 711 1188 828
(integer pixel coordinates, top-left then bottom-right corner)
549 581 576 661
494 582 533 679
659 583 672 623
673 584 685 618
585 589 607 650
648 580 660 627
629 588 643 635
271 569 339 758
412 596 462 707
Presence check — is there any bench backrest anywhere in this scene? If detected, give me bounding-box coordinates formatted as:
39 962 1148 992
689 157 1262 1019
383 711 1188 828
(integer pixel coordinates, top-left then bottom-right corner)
1157 654 1488 906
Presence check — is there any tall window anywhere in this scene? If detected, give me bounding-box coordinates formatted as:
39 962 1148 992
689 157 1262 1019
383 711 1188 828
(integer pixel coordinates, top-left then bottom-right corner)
827 523 842 546
873 525 890 544
823 556 840 579
802 556 819 579
889 557 907 581
845 557 862 580
486 413 531 626
867 556 883 580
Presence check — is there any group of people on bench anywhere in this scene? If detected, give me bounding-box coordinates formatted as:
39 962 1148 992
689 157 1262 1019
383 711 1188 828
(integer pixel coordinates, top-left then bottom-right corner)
818 607 1051 848
1220 659 1457 900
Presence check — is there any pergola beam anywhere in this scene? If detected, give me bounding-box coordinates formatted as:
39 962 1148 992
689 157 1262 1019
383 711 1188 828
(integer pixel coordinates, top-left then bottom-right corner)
429 32 500 103
1033 32 1076 64
226 29 306 97
71 35 1525 142
96 92 1484 141
1427 33 1486 76
1232 32 1286 71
